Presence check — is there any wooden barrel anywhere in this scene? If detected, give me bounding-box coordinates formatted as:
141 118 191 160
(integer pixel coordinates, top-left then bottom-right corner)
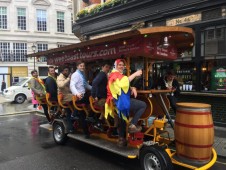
175 103 214 164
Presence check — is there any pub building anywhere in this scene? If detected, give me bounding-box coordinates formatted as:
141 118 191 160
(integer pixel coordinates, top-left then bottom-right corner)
29 0 226 126
71 0 226 126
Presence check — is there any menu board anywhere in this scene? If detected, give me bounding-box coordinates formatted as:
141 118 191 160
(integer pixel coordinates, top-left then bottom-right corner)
211 67 226 91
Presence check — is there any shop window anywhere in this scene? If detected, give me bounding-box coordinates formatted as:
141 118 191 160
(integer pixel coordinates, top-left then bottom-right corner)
201 59 226 92
153 62 196 91
204 26 226 55
216 28 224 39
206 29 214 40
202 8 222 21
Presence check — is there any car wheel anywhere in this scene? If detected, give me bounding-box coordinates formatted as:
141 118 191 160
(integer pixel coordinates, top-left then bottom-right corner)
140 145 174 170
15 94 26 104
53 121 68 145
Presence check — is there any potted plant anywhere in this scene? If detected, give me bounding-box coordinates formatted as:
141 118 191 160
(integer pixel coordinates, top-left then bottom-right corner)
77 9 89 19
89 4 103 15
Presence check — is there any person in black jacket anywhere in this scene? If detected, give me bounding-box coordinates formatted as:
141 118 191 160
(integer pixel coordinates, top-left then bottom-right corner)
91 63 110 109
91 62 111 130
45 66 58 115
1 80 6 93
158 70 180 114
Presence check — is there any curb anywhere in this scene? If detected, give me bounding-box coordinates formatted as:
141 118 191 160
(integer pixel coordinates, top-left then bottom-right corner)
0 110 43 116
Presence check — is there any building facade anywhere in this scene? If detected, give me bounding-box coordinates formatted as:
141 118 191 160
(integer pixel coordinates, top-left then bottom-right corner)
0 0 79 87
72 0 226 125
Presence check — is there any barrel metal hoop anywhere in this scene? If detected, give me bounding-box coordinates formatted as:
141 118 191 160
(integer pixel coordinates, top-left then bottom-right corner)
175 140 213 148
175 121 214 128
177 110 211 115
178 153 211 160
177 107 211 113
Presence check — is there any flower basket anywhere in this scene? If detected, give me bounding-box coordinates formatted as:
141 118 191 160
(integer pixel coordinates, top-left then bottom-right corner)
77 9 89 19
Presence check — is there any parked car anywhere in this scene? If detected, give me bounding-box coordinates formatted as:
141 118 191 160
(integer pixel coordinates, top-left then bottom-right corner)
3 77 32 104
3 76 46 104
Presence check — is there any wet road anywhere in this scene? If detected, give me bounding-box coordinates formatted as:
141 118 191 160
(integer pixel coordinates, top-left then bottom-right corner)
0 113 141 170
0 113 226 170
0 95 33 114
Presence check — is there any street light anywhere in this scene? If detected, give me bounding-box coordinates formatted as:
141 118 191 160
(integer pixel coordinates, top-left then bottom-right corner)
31 43 36 70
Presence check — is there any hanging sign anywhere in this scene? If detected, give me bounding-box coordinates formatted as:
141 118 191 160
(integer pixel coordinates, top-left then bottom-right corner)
47 36 177 65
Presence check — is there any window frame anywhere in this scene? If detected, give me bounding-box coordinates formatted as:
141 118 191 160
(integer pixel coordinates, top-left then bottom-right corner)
36 9 47 32
57 11 65 33
37 43 48 62
17 7 27 31
0 6 7 30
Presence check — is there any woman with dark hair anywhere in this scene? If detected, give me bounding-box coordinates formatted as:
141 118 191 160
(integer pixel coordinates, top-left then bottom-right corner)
158 70 180 114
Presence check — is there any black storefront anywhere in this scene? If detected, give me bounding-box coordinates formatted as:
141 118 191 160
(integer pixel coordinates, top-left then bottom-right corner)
73 0 226 126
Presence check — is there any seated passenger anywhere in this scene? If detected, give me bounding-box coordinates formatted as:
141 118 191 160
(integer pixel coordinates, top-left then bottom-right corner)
70 60 92 105
56 66 74 132
29 70 51 123
91 62 111 130
70 61 92 138
158 70 180 115
105 59 147 147
45 66 58 114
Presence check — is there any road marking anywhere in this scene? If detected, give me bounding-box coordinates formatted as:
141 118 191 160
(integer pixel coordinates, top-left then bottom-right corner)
0 113 30 117
216 161 226 165
40 123 52 131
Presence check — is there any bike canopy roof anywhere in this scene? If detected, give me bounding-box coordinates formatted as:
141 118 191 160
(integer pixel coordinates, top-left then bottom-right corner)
28 26 195 66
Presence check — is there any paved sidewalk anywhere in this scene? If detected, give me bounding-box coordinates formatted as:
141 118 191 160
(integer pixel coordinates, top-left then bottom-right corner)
164 123 226 158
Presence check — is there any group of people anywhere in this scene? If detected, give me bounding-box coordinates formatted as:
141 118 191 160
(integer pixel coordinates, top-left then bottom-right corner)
29 59 148 146
29 58 180 147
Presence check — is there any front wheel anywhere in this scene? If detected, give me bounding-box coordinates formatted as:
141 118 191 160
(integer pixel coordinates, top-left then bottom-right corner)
53 121 68 145
140 145 174 170
15 94 26 104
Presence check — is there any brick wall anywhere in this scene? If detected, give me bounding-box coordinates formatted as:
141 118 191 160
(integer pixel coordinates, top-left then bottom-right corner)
175 95 226 126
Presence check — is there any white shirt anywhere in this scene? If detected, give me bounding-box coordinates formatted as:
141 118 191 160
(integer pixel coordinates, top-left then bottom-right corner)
70 70 92 95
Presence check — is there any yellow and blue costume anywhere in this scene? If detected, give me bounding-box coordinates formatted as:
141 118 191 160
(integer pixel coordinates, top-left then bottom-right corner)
105 69 130 122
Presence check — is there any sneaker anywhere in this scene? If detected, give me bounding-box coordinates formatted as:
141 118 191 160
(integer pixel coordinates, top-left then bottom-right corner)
85 116 96 123
94 122 104 132
71 114 80 120
111 128 119 137
69 129 75 134
128 124 142 133
117 137 127 147
85 134 90 139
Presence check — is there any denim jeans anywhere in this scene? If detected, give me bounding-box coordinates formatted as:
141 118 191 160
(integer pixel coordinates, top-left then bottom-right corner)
41 104 51 122
118 98 147 138
167 95 177 114
65 108 73 131
130 98 147 125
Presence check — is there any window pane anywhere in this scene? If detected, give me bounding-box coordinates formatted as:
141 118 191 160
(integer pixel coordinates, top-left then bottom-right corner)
37 9 47 31
0 7 7 29
57 11 64 32
0 42 10 61
17 8 26 30
37 43 48 62
13 43 27 62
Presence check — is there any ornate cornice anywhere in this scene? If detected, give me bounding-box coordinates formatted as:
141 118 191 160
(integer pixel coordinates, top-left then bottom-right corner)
32 0 51 6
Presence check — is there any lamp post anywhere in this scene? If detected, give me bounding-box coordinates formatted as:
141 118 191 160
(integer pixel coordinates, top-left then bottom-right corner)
31 43 36 70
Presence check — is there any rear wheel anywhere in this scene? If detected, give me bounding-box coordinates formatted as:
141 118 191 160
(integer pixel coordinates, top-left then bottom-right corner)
53 121 68 145
15 94 26 104
140 145 174 170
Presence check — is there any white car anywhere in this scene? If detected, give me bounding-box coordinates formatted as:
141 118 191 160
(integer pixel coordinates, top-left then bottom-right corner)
3 77 32 104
